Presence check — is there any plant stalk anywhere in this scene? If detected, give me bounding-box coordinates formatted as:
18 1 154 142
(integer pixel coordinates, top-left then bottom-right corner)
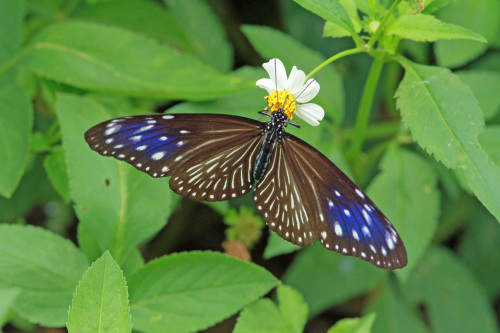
306 47 366 81
347 57 384 161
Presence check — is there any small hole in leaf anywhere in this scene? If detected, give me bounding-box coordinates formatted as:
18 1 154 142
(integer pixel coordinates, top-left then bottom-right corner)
105 179 110 187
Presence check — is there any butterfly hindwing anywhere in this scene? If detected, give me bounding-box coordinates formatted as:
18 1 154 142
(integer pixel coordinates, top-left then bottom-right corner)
84 113 264 201
284 134 407 270
253 142 316 247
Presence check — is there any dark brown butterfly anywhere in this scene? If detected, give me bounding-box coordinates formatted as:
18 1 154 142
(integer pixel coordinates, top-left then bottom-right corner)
85 109 407 270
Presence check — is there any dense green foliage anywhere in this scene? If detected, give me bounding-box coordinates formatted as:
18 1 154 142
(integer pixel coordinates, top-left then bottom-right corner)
0 0 499 332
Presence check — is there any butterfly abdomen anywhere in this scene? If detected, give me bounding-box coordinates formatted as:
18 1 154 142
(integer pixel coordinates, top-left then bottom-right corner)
253 141 275 180
253 119 282 180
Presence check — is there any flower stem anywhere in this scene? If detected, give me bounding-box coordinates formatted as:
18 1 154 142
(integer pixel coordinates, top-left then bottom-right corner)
367 0 403 50
306 47 366 81
347 57 384 161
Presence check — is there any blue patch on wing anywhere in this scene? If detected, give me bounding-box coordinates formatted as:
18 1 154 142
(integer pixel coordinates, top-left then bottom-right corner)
85 116 194 177
321 188 404 269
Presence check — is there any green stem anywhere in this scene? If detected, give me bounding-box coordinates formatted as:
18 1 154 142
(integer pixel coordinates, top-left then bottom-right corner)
351 33 365 49
367 0 402 50
347 57 384 161
306 47 366 81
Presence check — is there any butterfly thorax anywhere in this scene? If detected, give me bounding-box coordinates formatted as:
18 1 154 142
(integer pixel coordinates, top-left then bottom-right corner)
253 110 287 180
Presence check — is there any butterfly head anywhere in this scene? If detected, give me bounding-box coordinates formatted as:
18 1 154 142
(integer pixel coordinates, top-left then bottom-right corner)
262 109 288 143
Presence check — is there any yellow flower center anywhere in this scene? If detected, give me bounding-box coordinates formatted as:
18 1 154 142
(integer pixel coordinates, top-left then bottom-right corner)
265 90 296 120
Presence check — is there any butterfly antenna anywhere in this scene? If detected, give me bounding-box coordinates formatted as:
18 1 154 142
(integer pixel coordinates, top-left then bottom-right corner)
285 75 319 110
274 58 278 94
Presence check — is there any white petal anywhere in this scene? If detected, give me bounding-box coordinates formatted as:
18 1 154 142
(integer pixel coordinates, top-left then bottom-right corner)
262 58 287 91
286 66 306 96
295 103 324 126
296 79 320 103
256 78 275 93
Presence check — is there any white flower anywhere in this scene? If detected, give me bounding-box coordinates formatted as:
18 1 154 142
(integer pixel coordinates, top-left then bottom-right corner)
256 58 324 126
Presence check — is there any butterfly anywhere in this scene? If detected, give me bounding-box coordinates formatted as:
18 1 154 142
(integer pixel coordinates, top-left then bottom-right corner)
84 109 407 270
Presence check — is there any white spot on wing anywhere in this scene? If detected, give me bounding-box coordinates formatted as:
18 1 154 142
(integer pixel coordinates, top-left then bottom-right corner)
138 125 154 132
362 209 372 224
105 125 121 135
386 234 395 250
334 222 342 236
152 152 165 160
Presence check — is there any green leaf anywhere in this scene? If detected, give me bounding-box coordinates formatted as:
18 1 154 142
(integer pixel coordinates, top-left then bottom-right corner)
387 14 486 43
24 21 252 100
479 126 500 167
234 299 289 333
422 0 454 14
367 146 439 280
0 155 57 223
166 0 233 72
0 224 89 326
0 84 33 198
277 285 308 333
67 251 131 333
43 146 71 202
396 60 500 223
241 24 345 132
435 0 500 67
129 251 278 333
169 66 264 117
327 313 376 333
74 0 190 50
234 285 307 333
323 0 363 38
0 0 23 57
0 288 20 325
458 207 500 297
283 244 387 317
407 246 498 333
293 0 354 34
55 94 175 265
0 0 24 84
457 70 500 120
369 281 428 333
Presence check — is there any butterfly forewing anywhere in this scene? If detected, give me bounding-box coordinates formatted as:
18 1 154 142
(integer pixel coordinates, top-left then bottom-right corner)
168 127 264 201
284 134 407 270
84 114 264 201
